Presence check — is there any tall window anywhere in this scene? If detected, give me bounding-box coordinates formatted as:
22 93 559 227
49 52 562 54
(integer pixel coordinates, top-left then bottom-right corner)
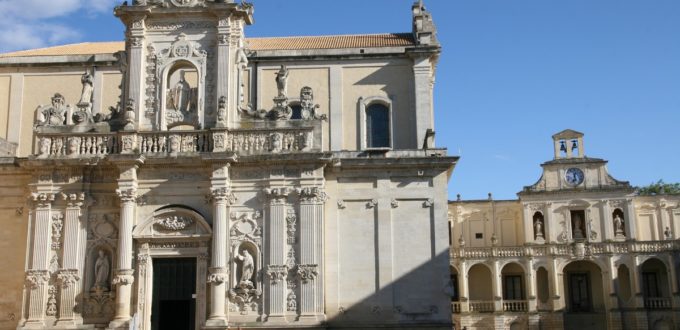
366 103 390 148
643 272 660 298
503 275 524 300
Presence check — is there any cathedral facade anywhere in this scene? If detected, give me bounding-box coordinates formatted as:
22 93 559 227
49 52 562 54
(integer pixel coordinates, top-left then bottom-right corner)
0 1 455 329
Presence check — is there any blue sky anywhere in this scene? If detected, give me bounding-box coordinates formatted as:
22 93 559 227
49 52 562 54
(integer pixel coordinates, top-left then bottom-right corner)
2 0 678 200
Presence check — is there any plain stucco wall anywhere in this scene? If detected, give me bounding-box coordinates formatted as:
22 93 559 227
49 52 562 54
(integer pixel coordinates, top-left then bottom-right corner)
0 76 11 140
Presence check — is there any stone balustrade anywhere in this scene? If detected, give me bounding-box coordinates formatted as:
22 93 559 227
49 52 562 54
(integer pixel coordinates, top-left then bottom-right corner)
451 240 680 260
33 123 319 158
502 300 528 312
451 302 461 314
468 301 494 313
644 297 672 310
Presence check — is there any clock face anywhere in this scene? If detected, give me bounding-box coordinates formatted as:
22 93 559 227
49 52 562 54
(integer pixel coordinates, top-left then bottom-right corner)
565 168 585 186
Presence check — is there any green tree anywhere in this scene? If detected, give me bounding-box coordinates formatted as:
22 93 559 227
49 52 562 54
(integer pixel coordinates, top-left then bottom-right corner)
636 180 680 196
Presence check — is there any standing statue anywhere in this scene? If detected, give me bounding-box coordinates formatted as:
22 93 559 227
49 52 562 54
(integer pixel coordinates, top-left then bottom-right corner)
78 70 94 107
236 249 254 285
613 214 625 236
275 65 289 98
93 250 110 291
573 214 584 239
534 218 544 240
168 71 192 112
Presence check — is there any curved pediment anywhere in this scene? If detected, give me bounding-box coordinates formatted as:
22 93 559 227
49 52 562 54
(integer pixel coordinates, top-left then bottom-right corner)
133 207 212 241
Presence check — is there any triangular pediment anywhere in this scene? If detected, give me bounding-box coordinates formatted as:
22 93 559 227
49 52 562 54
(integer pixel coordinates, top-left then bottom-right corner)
552 129 584 140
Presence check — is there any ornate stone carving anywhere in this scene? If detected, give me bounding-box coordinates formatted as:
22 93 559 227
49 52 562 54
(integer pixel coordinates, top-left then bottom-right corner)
34 93 71 127
286 209 297 244
296 264 318 283
56 269 80 289
25 270 49 290
46 285 58 316
83 290 114 318
230 211 262 239
169 0 205 7
297 187 328 203
61 191 86 207
30 193 56 208
287 291 297 312
337 200 346 209
391 199 400 208
216 96 227 128
286 247 297 270
51 213 64 250
366 199 378 209
207 267 228 284
299 86 327 120
112 269 135 286
266 265 288 284
146 21 214 31
263 187 290 205
155 215 194 231
228 281 261 314
92 250 110 291
116 188 137 203
210 188 237 205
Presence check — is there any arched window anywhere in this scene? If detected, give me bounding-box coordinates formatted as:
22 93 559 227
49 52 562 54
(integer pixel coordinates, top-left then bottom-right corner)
359 96 393 150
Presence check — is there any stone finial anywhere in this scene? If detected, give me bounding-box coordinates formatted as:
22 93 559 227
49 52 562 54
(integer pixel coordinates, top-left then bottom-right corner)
412 0 438 46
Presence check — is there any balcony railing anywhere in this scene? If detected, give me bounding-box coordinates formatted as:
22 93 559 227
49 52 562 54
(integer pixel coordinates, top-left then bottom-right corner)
468 301 494 313
33 122 321 158
451 240 680 260
644 297 672 310
451 302 461 314
502 300 528 312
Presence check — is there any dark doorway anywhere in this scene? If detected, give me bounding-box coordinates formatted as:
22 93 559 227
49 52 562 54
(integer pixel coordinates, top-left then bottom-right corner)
152 258 196 330
569 273 592 312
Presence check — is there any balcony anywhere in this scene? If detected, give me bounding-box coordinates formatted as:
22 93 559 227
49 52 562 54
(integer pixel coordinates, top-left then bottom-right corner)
644 297 672 310
502 300 528 312
451 240 679 260
32 121 322 159
468 301 494 313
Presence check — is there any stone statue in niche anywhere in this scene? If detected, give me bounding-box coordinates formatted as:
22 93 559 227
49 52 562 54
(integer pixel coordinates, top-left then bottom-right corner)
275 65 289 98
613 214 625 237
534 218 544 240
92 250 110 291
236 249 254 285
35 93 71 127
572 214 584 239
168 71 192 112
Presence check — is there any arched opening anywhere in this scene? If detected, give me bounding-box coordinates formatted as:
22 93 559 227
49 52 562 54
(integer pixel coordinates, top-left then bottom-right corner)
616 264 632 307
533 211 545 241
536 266 550 311
501 262 527 312
563 260 606 329
468 263 493 312
641 258 672 309
613 208 626 238
365 103 390 149
653 319 673 330
164 60 200 129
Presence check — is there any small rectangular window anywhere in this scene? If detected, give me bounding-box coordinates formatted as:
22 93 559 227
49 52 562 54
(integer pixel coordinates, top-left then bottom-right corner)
475 233 483 239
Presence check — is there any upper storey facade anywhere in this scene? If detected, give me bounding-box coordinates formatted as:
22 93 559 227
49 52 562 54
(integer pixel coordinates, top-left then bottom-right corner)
0 0 440 157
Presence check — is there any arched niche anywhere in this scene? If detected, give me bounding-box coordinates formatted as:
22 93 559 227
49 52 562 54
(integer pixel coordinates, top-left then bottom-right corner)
533 211 545 242
612 208 626 239
133 206 212 240
231 240 260 288
84 243 116 293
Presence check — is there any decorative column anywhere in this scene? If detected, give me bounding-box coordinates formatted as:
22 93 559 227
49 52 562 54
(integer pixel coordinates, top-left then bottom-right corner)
263 188 289 323
108 162 138 330
24 192 55 328
459 261 469 312
625 199 638 240
491 260 503 312
297 187 326 321
206 186 234 327
56 192 87 326
525 258 537 312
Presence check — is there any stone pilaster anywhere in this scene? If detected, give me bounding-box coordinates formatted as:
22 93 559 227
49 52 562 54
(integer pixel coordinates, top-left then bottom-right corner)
125 15 147 129
297 187 326 320
23 192 55 328
458 261 470 312
108 186 136 329
263 188 289 323
215 15 232 125
525 258 537 312
56 192 86 326
411 54 435 148
491 260 502 312
206 186 235 327
625 199 637 239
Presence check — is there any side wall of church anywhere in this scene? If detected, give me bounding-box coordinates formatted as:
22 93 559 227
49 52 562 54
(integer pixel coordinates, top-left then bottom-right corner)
0 166 30 330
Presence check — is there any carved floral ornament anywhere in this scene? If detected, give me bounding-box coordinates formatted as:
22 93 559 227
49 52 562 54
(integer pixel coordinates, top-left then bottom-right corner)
56 269 81 288
266 265 288 284
155 215 194 231
116 188 137 203
296 264 319 283
25 270 50 289
210 187 237 205
207 267 228 284
112 269 135 286
297 187 328 203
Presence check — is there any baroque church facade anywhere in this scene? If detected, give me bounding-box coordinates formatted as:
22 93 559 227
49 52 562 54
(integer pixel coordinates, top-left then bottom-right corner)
0 1 455 329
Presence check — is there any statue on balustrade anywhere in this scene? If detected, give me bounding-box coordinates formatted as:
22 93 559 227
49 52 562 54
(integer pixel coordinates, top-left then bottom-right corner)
35 93 70 127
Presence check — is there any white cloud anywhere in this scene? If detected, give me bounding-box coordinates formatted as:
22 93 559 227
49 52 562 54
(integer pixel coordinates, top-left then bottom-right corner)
0 0 118 53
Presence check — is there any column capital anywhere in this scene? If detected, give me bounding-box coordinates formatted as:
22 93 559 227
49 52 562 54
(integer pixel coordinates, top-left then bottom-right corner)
207 267 229 284
112 269 135 286
60 191 87 208
209 187 237 204
265 265 288 284
263 187 291 205
29 192 56 208
56 269 80 289
25 270 50 290
296 264 319 283
296 187 328 204
116 188 137 203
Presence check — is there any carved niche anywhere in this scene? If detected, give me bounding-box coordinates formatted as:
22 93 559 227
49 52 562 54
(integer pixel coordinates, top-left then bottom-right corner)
228 211 263 315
